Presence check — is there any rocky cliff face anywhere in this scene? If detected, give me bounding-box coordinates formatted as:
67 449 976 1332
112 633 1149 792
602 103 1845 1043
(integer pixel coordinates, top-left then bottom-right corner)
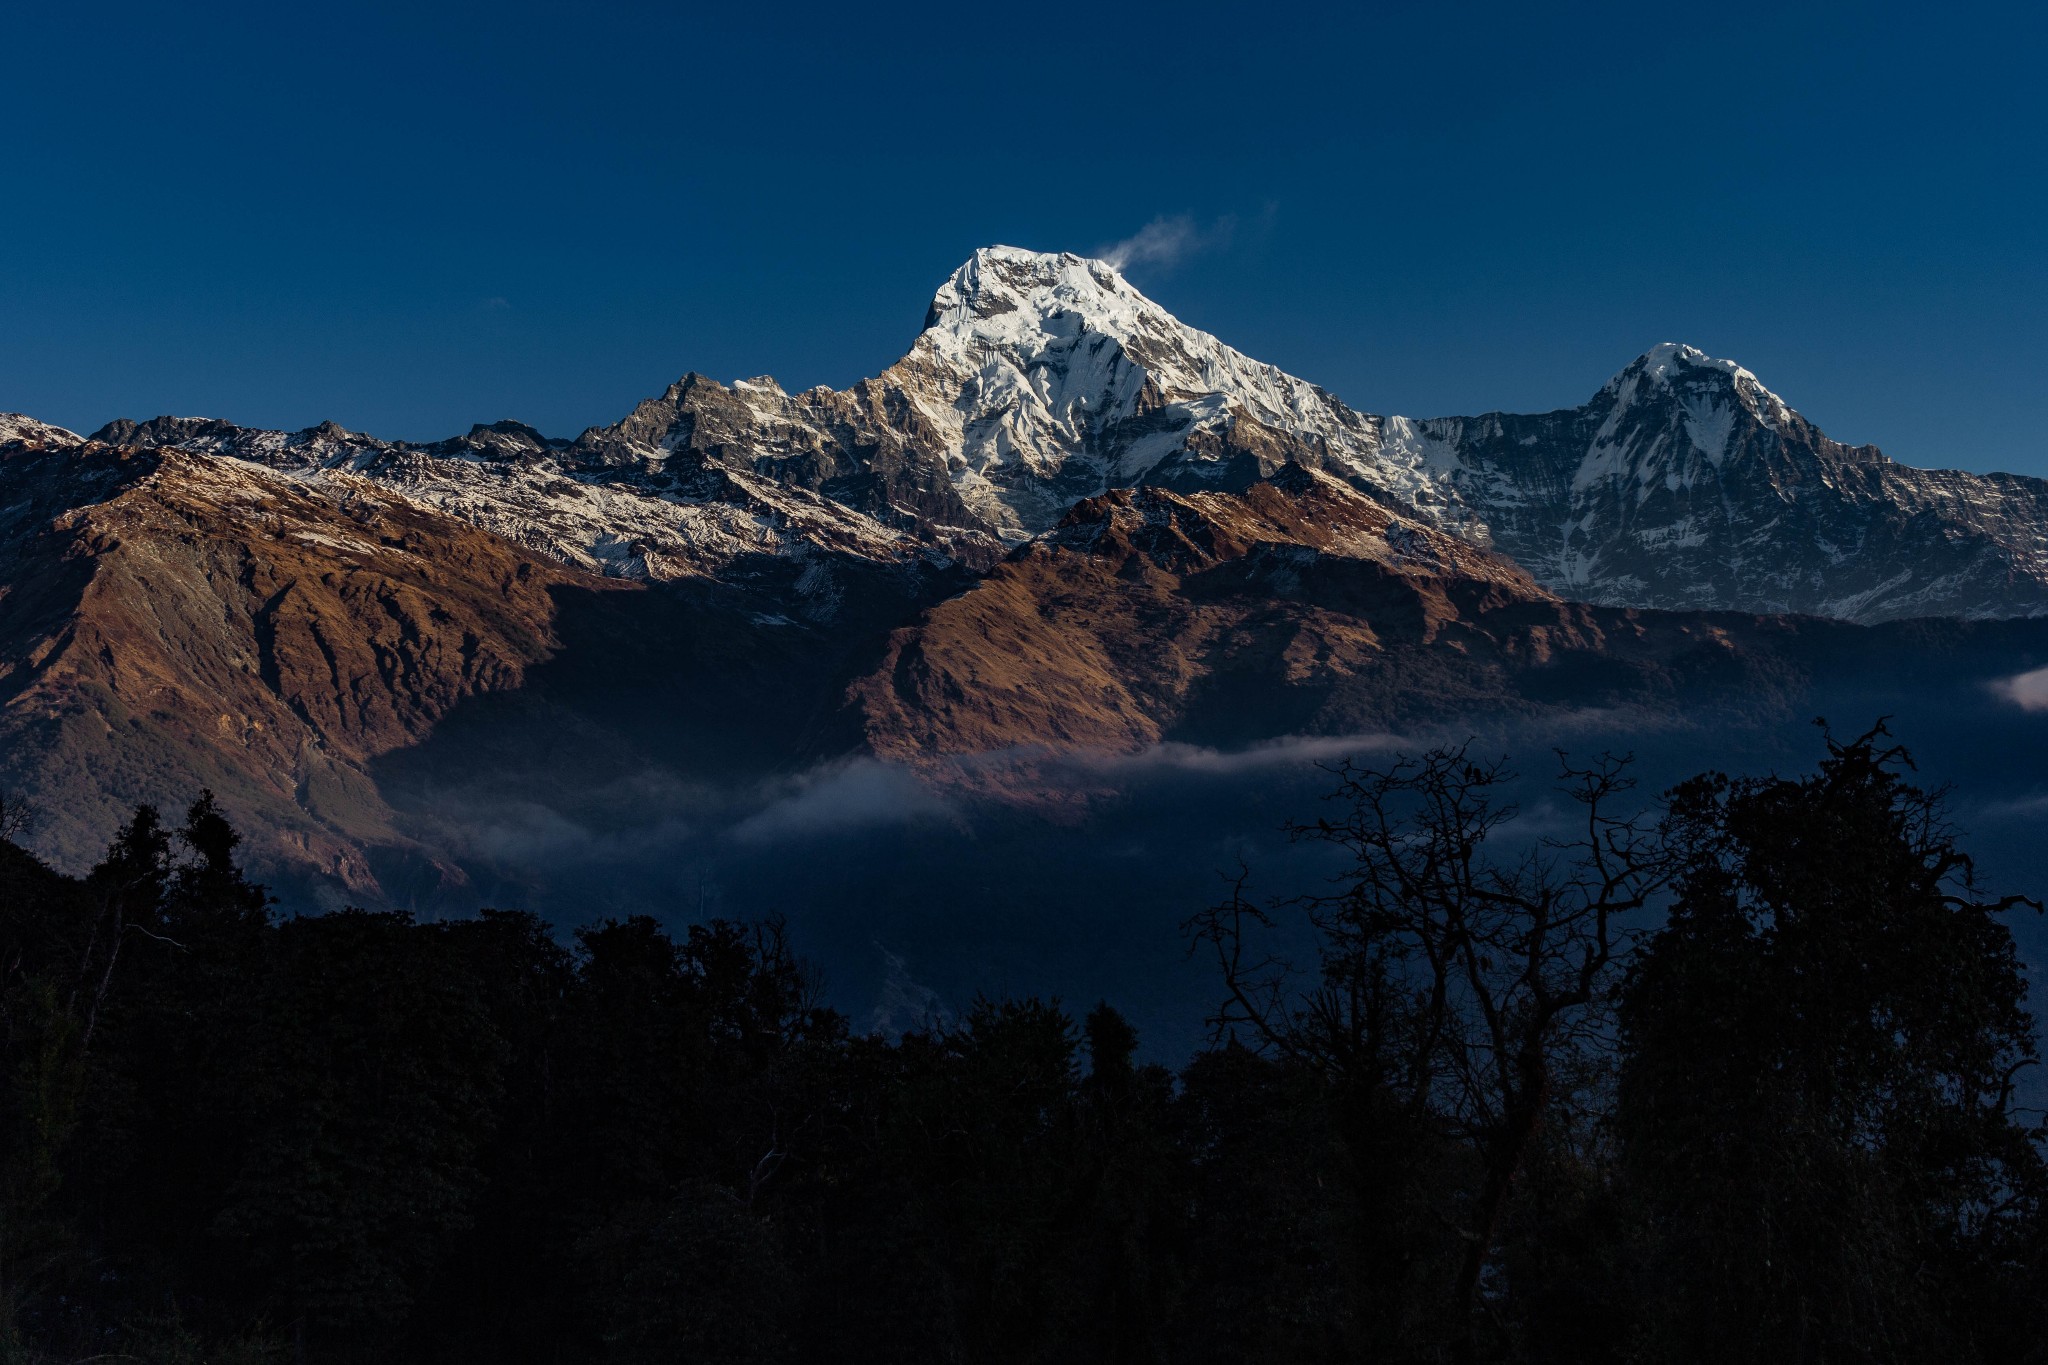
1400 344 2048 621
0 420 974 898
4 413 2043 904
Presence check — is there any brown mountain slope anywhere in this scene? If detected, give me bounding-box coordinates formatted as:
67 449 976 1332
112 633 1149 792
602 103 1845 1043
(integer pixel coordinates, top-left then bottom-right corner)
0 436 607 888
849 467 1815 768
6 436 2030 910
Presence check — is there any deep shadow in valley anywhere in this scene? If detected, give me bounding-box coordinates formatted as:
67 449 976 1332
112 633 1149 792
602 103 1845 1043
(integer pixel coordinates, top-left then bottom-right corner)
354 586 2048 1065
361 550 961 909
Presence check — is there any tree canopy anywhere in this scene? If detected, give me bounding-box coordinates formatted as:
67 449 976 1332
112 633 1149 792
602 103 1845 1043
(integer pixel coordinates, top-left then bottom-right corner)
0 730 2042 1364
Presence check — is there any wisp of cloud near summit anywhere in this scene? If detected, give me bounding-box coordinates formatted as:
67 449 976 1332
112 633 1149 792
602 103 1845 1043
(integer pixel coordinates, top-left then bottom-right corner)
1097 214 1235 273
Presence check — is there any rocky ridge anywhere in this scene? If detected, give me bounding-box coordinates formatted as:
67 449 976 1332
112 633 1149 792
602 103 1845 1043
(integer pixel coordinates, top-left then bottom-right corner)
562 248 2048 623
848 466 1813 773
0 421 961 893
1392 344 2048 621
54 246 2048 623
83 409 979 600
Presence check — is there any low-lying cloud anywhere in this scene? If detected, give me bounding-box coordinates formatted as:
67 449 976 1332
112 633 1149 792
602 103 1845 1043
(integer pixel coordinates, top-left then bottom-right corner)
727 758 956 845
977 713 1666 787
1993 666 2048 712
1058 731 1410 779
1975 792 2048 821
405 774 705 870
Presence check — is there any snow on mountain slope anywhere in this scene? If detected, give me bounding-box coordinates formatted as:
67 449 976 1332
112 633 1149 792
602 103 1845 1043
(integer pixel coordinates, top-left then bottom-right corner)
0 414 81 444
889 262 2048 622
583 247 1458 544
1403 344 2048 621
893 246 1422 536
81 412 968 612
564 247 2048 621
27 248 2048 623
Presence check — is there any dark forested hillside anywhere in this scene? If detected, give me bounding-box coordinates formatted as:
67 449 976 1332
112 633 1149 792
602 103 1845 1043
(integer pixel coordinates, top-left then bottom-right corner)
2 729 2043 1364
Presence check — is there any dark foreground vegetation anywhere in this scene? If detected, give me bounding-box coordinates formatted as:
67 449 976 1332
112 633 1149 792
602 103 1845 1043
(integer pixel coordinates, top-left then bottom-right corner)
3 725 2045 1364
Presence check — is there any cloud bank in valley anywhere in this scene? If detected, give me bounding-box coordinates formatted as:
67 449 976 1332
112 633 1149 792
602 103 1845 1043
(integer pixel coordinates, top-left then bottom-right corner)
726 758 956 845
1993 666 2048 712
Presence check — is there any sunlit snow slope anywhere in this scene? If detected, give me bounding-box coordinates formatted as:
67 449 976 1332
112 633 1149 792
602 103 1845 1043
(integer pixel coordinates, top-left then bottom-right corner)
28 246 2048 622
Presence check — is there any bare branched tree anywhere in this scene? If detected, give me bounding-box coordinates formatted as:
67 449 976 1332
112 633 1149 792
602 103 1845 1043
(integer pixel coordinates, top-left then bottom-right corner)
0 788 38 844
1188 742 1672 1363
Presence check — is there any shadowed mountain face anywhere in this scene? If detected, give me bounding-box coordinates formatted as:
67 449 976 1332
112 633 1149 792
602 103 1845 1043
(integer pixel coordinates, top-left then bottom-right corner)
3 248 2047 914
1398 345 2048 622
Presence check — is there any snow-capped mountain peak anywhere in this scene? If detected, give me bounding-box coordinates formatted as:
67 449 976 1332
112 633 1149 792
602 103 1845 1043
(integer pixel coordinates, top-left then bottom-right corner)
923 245 1130 328
1558 341 1815 522
879 246 1400 537
374 249 2048 622
914 244 1300 405
1601 342 1797 433
16 248 2048 625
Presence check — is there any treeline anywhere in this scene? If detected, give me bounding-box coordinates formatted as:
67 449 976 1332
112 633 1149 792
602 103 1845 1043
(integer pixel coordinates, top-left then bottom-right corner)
2 727 2046 1363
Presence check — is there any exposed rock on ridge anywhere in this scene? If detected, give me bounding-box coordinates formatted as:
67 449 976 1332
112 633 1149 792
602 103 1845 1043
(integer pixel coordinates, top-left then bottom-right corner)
531 249 2048 623
10 246 2048 903
63 248 2048 622
1396 344 2048 621
84 407 981 594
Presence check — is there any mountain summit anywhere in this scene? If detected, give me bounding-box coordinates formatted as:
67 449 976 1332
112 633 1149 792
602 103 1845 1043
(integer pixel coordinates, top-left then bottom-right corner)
889 245 1397 537
590 248 2048 620
1423 338 2048 619
26 245 2048 622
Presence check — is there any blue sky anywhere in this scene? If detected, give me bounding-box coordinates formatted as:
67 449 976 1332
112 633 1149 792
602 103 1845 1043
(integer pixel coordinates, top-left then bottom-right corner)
4 1 2043 473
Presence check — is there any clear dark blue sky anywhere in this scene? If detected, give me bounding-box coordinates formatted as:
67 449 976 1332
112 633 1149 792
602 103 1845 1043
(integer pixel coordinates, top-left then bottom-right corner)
5 1 2042 473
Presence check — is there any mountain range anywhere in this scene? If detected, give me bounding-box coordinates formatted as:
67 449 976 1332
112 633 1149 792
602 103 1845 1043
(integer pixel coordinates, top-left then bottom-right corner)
4 245 2046 903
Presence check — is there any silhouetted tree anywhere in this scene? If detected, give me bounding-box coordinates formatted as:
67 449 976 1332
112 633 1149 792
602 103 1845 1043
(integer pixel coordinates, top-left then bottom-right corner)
1617 722 2047 1363
576 1178 794 1364
3 741 2042 1364
1190 744 1670 1361
210 910 507 1347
